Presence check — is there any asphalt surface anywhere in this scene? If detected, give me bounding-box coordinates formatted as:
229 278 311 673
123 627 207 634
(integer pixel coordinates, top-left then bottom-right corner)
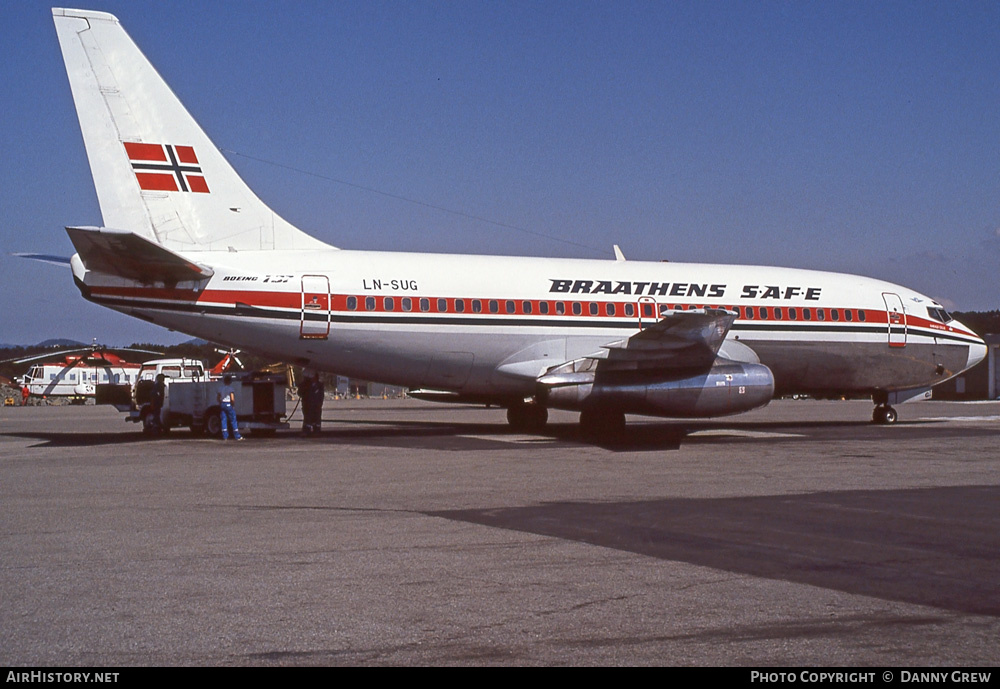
1 398 998 666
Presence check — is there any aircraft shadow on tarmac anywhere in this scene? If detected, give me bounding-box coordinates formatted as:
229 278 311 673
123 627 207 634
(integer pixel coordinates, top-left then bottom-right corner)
301 416 945 452
429 485 1000 617
1 417 946 451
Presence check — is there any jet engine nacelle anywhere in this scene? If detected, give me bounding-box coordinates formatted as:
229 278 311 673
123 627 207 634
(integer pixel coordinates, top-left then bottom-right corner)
540 358 775 418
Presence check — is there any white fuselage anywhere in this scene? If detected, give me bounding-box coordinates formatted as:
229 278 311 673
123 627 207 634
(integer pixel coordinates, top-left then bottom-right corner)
73 248 986 403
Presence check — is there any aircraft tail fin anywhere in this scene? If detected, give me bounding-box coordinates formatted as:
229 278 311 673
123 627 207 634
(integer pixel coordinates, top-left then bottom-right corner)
52 8 333 253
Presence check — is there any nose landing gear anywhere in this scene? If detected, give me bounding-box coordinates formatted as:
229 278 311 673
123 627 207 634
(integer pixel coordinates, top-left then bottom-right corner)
872 404 898 425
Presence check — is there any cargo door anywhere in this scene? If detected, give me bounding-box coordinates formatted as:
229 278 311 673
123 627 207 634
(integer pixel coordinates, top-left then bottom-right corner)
301 275 330 339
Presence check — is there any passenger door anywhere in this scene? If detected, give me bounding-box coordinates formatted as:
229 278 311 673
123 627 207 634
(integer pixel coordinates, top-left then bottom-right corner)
882 292 907 348
300 275 330 339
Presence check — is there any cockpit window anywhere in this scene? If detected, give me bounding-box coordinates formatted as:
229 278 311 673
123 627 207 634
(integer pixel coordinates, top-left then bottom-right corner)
927 307 953 323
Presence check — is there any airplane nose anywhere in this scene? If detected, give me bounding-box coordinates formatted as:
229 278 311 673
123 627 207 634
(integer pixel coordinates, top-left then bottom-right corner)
952 319 987 371
966 339 988 371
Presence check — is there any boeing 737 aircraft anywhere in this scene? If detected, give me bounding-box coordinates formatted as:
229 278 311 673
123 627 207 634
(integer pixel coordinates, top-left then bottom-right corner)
49 8 987 435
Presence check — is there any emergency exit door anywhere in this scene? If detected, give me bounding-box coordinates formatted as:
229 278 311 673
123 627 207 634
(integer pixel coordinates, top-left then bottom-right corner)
638 296 657 330
300 275 330 339
882 292 907 348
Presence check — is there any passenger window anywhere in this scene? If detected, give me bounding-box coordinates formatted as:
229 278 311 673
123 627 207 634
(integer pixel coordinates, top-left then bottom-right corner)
506 300 515 314
365 296 375 311
589 303 599 316
858 310 866 322
817 309 825 321
539 302 549 315
845 310 853 322
607 303 616 316
625 303 634 317
523 301 532 314
455 299 465 313
760 308 768 320
774 308 783 320
347 296 357 310
803 308 811 321
745 306 754 320
489 300 498 314
831 310 840 321
789 308 797 320
384 297 394 311
472 300 482 313
401 297 412 312
556 302 565 315
572 303 582 315
437 298 447 312
642 304 654 317
419 298 429 312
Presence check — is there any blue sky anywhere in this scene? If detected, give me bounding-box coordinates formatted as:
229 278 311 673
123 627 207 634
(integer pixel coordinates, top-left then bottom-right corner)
2 0 999 345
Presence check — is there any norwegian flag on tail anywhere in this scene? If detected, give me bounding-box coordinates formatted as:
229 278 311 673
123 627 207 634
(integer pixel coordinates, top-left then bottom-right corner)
124 142 210 193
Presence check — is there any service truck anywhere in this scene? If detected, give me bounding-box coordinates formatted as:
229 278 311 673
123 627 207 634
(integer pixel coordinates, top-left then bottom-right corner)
103 358 289 436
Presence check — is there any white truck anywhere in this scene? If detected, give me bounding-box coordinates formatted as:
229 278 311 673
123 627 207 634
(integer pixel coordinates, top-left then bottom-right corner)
109 358 289 436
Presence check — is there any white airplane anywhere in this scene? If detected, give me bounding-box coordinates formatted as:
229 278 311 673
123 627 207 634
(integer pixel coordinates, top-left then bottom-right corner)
49 8 986 434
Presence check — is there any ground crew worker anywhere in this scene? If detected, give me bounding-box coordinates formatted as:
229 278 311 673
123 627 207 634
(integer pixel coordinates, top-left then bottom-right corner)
217 374 243 440
149 374 166 433
307 374 325 434
21 385 29 406
298 372 325 434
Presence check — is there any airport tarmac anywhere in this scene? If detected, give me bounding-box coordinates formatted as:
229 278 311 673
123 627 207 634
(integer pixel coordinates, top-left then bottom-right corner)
1 398 998 666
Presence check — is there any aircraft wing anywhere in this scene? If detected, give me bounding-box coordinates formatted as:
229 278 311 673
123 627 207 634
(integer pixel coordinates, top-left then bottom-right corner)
66 226 214 283
596 307 737 370
535 308 741 388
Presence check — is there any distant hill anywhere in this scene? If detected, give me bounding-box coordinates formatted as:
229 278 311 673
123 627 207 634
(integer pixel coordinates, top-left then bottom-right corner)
0 339 85 349
952 310 1000 337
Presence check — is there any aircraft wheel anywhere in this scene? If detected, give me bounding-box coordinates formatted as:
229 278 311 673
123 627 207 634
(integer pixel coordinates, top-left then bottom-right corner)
580 408 626 439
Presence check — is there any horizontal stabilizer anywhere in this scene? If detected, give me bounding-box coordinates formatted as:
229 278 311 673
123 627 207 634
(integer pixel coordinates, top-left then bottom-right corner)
12 253 72 266
66 226 214 283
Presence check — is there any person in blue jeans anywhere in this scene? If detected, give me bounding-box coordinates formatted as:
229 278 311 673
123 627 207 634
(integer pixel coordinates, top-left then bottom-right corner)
217 374 243 440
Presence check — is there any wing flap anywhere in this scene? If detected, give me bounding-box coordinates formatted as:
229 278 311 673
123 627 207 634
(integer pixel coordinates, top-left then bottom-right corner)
66 226 214 283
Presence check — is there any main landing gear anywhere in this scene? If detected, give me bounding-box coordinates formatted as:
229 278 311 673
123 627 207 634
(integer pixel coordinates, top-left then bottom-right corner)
506 400 548 432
